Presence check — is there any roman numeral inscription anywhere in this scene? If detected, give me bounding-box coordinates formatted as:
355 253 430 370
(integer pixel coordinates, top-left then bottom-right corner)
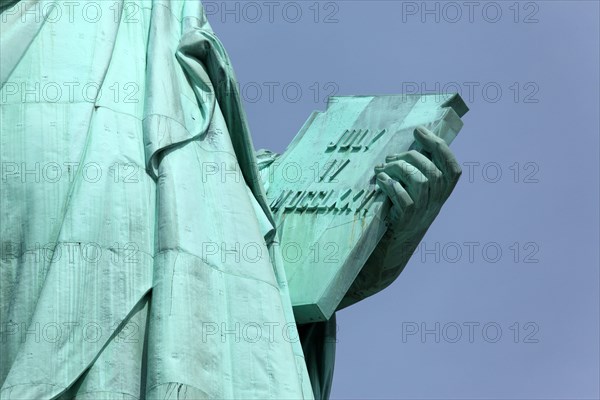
318 158 350 182
270 188 381 214
269 127 390 215
327 128 386 151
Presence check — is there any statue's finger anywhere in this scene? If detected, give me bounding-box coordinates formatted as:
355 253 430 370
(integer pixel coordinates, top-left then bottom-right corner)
385 154 402 163
413 126 462 181
386 150 442 182
376 172 414 211
377 160 428 206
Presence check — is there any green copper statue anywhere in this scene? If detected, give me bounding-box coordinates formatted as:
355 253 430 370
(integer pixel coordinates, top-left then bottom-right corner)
0 1 467 399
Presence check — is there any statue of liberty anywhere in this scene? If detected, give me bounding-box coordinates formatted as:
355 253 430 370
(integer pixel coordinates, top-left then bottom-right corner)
0 1 464 399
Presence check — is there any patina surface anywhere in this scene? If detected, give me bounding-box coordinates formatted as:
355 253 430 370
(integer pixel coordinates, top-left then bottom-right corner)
0 1 465 399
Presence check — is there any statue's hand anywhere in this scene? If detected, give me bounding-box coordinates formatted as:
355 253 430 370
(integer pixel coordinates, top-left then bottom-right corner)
338 126 462 309
375 126 462 237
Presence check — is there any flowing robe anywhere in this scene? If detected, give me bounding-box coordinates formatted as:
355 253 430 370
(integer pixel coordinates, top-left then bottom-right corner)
0 1 315 398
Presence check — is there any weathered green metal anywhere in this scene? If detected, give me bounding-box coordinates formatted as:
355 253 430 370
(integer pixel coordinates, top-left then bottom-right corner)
0 1 466 399
263 94 467 323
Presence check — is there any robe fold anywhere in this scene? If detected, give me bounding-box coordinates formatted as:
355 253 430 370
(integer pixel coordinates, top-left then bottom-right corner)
1 1 314 398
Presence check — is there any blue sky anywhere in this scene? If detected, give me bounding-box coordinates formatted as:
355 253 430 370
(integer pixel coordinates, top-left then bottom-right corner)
209 1 600 398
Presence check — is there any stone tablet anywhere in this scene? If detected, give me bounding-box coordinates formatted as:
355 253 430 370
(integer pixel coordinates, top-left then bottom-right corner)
266 94 469 323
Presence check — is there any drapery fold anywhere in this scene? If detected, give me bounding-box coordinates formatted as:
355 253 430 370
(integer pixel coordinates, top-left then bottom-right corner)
1 1 313 398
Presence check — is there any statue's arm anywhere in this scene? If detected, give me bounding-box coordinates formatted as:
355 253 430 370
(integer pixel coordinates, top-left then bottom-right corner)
336 216 428 309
